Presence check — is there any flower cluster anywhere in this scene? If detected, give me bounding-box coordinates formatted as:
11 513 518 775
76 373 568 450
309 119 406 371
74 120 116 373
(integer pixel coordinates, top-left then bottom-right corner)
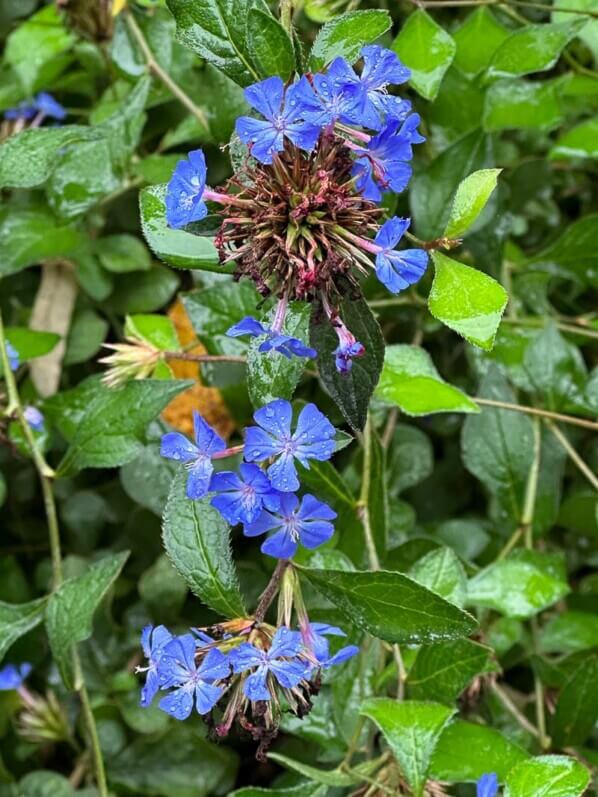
138 619 357 757
164 45 427 374
161 399 336 557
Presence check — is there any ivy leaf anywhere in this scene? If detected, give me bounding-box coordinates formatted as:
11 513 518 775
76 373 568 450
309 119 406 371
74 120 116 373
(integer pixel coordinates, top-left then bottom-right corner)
162 471 246 618
430 720 530 782
140 184 226 272
56 379 192 477
376 344 479 416
300 568 478 643
247 9 295 80
444 168 502 238
504 755 590 797
428 252 508 350
46 552 129 689
309 10 391 70
0 598 47 663
360 698 456 797
311 294 385 431
392 10 456 100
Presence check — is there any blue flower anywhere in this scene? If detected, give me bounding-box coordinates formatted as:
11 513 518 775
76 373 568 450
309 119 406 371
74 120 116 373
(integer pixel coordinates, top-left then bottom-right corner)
304 623 359 668
138 624 173 707
23 406 44 432
235 76 324 165
230 627 307 701
334 339 365 374
374 217 428 294
0 662 31 690
227 317 316 360
244 493 336 558
210 463 281 525
34 92 66 120
299 59 367 127
166 149 208 228
244 399 336 493
6 341 19 371
477 773 499 797
161 410 226 499
4 102 37 121
352 115 424 202
158 634 230 719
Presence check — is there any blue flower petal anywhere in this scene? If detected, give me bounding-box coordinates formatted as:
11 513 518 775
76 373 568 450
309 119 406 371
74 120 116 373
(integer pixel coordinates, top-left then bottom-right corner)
193 411 226 456
261 528 297 559
186 457 214 500
194 681 223 714
227 316 268 338
477 773 499 797
160 432 199 463
243 666 271 701
244 76 285 120
159 685 194 720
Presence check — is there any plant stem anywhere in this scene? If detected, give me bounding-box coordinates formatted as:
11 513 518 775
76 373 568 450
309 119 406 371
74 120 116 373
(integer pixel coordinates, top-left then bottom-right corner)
164 351 247 364
254 560 289 624
125 11 210 132
474 397 598 431
279 0 294 33
357 416 381 571
406 0 598 17
0 310 108 797
501 316 598 340
546 421 598 490
490 682 541 739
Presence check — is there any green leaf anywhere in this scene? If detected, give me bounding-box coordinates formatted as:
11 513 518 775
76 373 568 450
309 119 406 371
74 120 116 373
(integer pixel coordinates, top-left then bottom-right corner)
453 8 510 75
165 0 265 86
483 79 563 132
46 552 129 688
428 252 508 350
162 471 246 618
0 127 103 189
310 295 385 430
540 611 598 654
409 638 494 704
95 234 152 273
409 547 467 607
467 550 570 619
550 117 598 160
365 421 389 562
360 698 455 797
391 10 456 101
247 9 295 80
120 432 178 516
231 786 325 797
301 568 477 644
387 424 433 496
444 168 502 238
0 598 47 662
4 5 73 93
248 302 310 407
486 20 587 79
109 725 238 797
0 206 85 278
18 771 73 797
504 755 590 797
552 652 598 747
106 266 179 315
139 184 224 272
125 314 180 352
410 129 494 238
376 344 479 416
4 328 60 361
64 310 109 366
139 554 188 620
552 0 598 60
525 214 598 288
430 719 530 782
56 379 192 476
309 10 391 70
267 753 356 787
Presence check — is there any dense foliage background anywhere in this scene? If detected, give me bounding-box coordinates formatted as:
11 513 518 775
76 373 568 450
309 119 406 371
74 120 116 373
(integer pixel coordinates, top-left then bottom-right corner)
0 1 597 796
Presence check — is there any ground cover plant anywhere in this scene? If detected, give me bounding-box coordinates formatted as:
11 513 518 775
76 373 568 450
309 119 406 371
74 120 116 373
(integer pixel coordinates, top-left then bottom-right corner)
0 1 597 796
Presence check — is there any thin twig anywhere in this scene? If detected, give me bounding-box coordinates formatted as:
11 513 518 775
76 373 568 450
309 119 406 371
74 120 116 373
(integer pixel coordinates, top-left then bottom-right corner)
546 421 598 490
501 316 598 341
474 397 598 431
164 351 247 364
490 682 541 739
125 11 210 132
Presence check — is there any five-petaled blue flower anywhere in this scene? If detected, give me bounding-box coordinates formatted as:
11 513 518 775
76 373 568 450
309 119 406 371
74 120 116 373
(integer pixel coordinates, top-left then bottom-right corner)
210 463 281 525
158 634 230 719
374 217 428 294
231 627 307 701
227 316 317 360
244 399 336 493
161 410 226 500
244 492 336 559
303 623 359 668
4 92 66 122
295 59 365 127
236 76 324 165
138 624 173 707
352 116 424 202
23 406 44 432
0 662 31 691
477 773 499 797
334 338 365 374
6 342 19 372
166 149 208 228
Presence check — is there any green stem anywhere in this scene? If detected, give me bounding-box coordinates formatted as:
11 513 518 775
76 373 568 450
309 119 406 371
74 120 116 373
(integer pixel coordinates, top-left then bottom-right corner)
0 310 108 796
357 415 381 571
546 421 598 491
125 11 210 132
501 316 598 340
522 418 541 550
474 397 598 431
279 0 294 34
